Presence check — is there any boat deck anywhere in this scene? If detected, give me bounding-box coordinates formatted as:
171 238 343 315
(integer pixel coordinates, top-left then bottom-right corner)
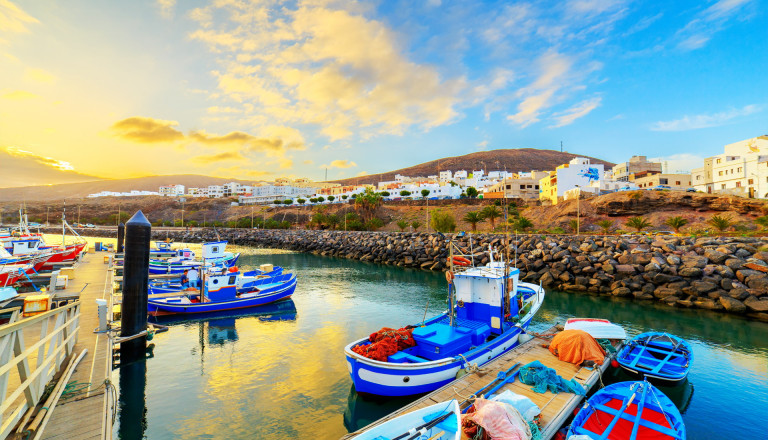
341 328 623 440
41 252 114 440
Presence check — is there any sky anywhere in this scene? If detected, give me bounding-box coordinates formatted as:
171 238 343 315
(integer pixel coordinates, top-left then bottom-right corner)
1 0 766 186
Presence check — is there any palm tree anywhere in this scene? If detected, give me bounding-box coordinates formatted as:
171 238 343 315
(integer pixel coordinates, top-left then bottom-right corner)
596 219 613 234
625 216 652 232
756 215 768 230
664 216 689 234
707 214 732 232
463 211 486 232
512 216 533 233
481 205 502 229
326 214 340 230
396 219 408 231
411 220 422 231
568 219 579 233
354 188 383 221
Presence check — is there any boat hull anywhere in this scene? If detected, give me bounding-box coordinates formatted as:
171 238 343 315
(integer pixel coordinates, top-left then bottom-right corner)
148 253 240 274
350 400 460 440
148 276 296 314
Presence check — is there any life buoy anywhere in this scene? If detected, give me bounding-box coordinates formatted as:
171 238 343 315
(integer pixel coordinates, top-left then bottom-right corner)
228 266 238 273
452 256 471 267
445 271 455 283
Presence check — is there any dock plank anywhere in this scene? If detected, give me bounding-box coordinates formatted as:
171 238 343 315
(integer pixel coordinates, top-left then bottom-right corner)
341 329 623 440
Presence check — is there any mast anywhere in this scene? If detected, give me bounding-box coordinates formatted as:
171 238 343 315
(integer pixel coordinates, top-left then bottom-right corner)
448 237 455 327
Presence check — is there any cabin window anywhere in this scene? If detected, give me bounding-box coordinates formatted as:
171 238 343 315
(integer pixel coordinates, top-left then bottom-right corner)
28 242 35 248
213 279 219 284
229 275 236 284
212 246 219 253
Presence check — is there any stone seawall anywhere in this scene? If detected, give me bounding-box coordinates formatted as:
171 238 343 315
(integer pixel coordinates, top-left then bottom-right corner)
68 227 768 320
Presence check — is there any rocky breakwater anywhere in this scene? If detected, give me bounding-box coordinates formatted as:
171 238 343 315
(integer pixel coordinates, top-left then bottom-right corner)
68 227 768 320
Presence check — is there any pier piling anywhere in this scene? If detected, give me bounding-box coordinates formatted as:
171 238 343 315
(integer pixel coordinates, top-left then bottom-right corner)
117 221 125 253
120 211 150 364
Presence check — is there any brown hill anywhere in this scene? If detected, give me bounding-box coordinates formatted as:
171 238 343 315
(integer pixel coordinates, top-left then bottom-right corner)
0 175 256 202
332 148 614 186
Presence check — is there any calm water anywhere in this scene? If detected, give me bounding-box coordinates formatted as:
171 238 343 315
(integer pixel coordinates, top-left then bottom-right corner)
111 244 768 440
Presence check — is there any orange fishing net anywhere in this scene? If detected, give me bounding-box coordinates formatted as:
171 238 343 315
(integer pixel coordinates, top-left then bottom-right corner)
351 327 416 362
548 329 606 366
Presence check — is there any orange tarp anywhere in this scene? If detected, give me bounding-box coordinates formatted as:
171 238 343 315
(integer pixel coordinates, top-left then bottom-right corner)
549 329 606 366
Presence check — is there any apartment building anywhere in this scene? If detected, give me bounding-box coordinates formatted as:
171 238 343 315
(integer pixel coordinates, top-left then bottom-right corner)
539 158 605 205
691 136 768 198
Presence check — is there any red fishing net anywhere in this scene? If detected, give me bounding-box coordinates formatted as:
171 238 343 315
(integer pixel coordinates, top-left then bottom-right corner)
351 327 416 361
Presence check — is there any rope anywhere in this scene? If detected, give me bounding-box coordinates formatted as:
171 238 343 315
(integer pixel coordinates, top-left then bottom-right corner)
457 353 480 375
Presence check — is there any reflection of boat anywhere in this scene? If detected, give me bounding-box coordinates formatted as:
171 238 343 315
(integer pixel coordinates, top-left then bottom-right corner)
148 299 298 325
148 271 297 315
568 380 686 439
608 369 695 415
344 243 545 396
343 385 423 433
617 332 693 385
349 399 460 440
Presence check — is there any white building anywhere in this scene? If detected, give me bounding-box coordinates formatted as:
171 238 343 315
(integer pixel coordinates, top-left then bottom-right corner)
238 184 318 205
438 170 453 181
159 184 185 197
207 185 224 198
691 136 768 198
539 157 605 204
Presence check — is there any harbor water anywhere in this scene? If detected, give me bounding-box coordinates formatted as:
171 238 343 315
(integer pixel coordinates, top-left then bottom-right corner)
113 244 768 439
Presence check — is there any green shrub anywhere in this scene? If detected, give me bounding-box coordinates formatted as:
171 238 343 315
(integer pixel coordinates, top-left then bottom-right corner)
430 210 456 233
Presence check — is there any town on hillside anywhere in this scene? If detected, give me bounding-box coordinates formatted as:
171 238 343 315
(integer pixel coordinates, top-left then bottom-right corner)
86 135 768 205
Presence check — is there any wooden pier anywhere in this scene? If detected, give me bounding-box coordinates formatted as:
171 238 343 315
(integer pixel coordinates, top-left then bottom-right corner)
41 252 115 440
0 252 115 440
342 330 623 440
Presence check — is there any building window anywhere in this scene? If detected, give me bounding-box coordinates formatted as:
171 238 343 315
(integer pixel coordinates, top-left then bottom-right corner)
716 159 721 164
535 185 539 189
738 167 742 173
718 171 723 176
749 179 754 185
660 178 668 184
519 184 525 189
721 184 726 189
736 181 742 187
676 181 681 185
527 185 532 188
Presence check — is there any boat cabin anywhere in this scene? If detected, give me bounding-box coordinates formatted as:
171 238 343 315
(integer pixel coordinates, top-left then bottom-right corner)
205 272 238 302
8 239 42 256
202 241 228 260
453 263 520 333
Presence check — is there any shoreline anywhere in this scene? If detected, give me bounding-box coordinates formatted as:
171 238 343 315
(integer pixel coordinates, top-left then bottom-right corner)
57 227 768 321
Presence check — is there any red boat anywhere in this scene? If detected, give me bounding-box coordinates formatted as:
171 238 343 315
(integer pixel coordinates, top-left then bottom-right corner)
0 263 33 286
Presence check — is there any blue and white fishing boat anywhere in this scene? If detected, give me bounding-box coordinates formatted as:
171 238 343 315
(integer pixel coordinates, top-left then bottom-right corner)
350 400 460 440
344 242 545 396
616 332 693 385
149 241 180 258
147 269 296 315
148 241 240 275
149 265 284 294
568 380 686 440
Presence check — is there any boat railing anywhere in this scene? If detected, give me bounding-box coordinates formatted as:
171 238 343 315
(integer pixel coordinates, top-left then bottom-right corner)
0 301 81 438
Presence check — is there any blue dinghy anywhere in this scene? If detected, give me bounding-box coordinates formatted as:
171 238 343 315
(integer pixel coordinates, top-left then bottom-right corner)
148 241 240 275
344 243 545 397
350 400 460 440
617 332 693 385
148 270 296 315
149 266 284 294
568 380 685 440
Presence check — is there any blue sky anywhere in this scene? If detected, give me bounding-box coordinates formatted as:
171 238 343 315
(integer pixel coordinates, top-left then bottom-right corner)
0 0 766 185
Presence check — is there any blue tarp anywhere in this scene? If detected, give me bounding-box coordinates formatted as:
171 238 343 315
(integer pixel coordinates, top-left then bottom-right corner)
518 360 585 395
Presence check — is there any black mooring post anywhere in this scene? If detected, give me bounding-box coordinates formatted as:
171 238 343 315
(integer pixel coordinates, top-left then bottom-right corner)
117 222 125 253
120 211 151 364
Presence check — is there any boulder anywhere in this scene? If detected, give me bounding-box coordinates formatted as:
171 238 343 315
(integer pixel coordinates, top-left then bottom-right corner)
744 262 768 273
728 288 750 300
744 296 768 312
681 255 708 268
653 287 678 299
691 280 717 294
724 258 744 271
719 296 746 313
704 249 728 264
678 267 703 278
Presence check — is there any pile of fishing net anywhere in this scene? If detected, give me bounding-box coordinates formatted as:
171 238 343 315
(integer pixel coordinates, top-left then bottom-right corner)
351 327 416 361
461 398 534 440
518 360 585 395
548 329 606 366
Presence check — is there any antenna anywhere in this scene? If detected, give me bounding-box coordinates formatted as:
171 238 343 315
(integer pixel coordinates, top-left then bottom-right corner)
560 141 563 152
325 167 328 181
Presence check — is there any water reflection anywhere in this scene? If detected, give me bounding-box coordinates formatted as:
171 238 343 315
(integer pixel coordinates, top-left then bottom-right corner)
343 386 428 433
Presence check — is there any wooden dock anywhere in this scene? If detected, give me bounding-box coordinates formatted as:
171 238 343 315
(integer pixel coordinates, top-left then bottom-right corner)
342 330 623 440
40 252 115 440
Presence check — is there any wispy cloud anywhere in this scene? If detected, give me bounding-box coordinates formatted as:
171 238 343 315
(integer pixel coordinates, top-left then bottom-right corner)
1 89 39 100
0 0 39 34
24 67 56 84
0 146 100 187
650 104 761 131
191 151 244 164
550 96 602 127
323 159 357 169
156 0 176 19
675 0 754 51
507 51 572 127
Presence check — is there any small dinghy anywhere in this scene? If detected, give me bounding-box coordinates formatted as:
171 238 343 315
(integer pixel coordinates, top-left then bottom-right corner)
568 380 685 440
564 318 627 340
350 400 460 440
616 332 692 385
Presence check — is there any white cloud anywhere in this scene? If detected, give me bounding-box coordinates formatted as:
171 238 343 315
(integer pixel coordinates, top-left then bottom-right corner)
648 153 706 174
476 140 489 150
550 96 602 127
675 0 754 51
322 159 357 169
157 0 176 19
650 105 761 131
507 51 572 127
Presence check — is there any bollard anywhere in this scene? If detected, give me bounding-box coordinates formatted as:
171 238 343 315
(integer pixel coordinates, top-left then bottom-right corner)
117 222 125 253
120 211 150 364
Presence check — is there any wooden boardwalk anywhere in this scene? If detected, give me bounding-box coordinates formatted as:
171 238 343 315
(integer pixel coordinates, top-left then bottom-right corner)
342 330 623 440
41 252 115 440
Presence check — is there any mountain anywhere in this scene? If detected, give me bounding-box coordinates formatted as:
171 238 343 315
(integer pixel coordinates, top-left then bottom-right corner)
0 175 256 202
332 148 615 186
